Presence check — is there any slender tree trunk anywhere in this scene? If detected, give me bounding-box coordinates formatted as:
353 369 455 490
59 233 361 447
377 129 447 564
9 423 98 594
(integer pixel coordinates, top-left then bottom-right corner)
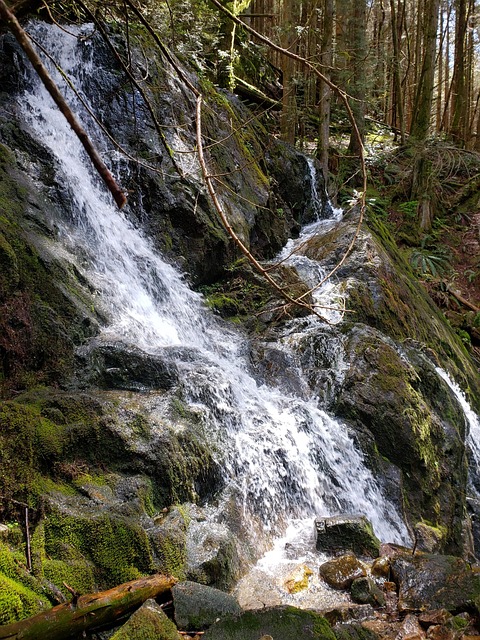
390 0 406 142
317 0 333 181
280 0 297 143
410 0 440 141
450 0 468 145
347 0 367 156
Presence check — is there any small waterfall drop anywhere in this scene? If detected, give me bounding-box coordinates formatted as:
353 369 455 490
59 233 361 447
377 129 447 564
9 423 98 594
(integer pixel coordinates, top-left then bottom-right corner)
435 367 480 489
18 22 409 546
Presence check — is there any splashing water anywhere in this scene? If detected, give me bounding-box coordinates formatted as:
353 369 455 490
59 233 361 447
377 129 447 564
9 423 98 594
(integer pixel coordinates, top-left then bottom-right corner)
18 21 409 545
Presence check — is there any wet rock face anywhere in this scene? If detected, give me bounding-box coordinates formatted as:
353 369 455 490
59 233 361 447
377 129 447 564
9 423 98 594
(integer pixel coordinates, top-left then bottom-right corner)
389 550 480 613
334 325 468 554
75 340 179 392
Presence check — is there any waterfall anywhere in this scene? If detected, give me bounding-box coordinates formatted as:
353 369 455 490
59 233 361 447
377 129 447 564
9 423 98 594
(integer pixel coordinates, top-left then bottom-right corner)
435 367 480 493
18 21 409 546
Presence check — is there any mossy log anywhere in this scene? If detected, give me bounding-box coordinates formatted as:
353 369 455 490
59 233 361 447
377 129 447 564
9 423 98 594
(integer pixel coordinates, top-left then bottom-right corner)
0 573 176 640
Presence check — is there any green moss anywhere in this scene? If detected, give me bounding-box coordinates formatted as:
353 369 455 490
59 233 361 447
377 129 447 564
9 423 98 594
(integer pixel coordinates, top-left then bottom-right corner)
110 601 180 640
43 558 96 597
43 508 155 588
0 573 47 624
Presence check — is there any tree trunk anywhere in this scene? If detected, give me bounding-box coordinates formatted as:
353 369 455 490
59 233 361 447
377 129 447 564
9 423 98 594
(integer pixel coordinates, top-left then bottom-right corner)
347 0 367 156
0 574 176 640
390 0 406 142
317 0 333 182
450 0 468 145
410 0 440 141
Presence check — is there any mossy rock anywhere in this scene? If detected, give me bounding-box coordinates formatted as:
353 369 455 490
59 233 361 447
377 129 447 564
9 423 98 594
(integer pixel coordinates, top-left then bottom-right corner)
40 498 155 588
110 599 181 640
172 580 241 631
0 572 48 625
203 605 336 640
334 326 467 553
150 506 189 580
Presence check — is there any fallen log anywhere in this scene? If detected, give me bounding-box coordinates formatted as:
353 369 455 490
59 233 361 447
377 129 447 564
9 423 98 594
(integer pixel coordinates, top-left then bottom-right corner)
0 573 176 640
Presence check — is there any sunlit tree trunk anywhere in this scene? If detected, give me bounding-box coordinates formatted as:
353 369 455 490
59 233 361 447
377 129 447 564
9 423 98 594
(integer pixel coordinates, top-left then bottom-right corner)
410 0 440 141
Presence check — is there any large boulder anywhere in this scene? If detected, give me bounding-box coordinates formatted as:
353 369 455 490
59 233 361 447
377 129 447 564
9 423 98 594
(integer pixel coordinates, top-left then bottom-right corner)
389 550 480 613
203 606 336 640
315 516 380 557
172 580 241 630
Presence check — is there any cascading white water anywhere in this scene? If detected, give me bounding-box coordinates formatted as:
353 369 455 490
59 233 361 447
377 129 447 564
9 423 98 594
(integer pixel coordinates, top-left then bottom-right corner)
435 367 480 487
19 21 409 545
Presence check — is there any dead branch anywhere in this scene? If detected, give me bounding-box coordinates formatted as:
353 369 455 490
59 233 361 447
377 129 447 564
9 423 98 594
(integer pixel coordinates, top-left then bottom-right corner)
0 573 176 640
446 285 480 313
0 0 127 209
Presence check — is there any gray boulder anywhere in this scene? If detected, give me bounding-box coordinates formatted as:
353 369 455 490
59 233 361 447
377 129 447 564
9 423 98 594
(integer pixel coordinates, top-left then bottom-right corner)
172 580 241 631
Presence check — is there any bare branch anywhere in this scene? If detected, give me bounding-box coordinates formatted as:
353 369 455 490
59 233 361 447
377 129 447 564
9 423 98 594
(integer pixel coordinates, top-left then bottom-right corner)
0 0 127 209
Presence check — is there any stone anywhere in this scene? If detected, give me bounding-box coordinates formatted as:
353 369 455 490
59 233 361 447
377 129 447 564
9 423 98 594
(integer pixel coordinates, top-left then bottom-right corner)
321 604 376 626
418 611 453 628
110 599 180 639
186 521 241 591
390 551 480 613
202 606 336 640
426 626 457 640
396 614 426 640
172 581 241 631
315 515 380 557
319 554 367 590
371 556 391 579
350 577 385 607
284 564 313 594
414 523 445 554
76 340 178 392
362 618 401 640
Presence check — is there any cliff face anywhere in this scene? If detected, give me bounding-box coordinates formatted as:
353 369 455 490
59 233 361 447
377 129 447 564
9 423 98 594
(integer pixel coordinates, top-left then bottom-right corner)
0 18 479 624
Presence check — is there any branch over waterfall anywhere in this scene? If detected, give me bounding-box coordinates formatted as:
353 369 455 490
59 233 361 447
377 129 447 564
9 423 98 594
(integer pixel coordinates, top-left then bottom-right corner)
0 0 127 209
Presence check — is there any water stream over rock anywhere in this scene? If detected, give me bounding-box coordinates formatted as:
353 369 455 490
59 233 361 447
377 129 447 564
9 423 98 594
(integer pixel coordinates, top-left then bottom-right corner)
18 21 411 556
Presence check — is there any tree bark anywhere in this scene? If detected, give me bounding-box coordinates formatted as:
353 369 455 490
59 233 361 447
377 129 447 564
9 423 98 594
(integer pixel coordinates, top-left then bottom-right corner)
410 0 440 141
0 0 127 209
317 0 333 181
0 574 176 640
450 0 468 145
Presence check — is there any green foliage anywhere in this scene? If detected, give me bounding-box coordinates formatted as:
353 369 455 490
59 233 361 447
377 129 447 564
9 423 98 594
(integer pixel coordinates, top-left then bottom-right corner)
409 236 451 278
398 200 419 219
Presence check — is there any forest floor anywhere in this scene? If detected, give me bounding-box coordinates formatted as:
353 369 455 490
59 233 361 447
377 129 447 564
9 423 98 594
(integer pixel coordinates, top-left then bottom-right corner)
363 132 480 366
